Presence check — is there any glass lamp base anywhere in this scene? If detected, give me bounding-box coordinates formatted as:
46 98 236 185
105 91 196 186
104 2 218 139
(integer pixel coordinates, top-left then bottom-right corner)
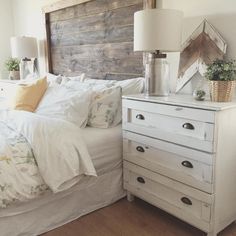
145 53 170 96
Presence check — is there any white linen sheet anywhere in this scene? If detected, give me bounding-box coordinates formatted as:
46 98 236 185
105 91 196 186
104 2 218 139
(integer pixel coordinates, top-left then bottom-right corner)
82 125 122 175
0 110 96 208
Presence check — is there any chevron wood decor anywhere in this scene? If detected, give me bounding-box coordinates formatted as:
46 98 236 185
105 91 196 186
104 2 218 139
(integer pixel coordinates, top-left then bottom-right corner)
176 20 227 93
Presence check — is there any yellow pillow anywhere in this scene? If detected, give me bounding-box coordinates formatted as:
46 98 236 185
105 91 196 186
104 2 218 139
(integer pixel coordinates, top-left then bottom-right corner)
12 77 48 112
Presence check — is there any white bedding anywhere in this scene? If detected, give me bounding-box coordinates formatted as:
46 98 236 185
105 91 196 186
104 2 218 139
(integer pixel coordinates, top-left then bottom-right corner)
0 110 96 208
0 125 122 218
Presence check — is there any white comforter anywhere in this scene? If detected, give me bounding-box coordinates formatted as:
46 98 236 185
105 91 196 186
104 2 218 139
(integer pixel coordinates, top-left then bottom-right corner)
0 110 96 208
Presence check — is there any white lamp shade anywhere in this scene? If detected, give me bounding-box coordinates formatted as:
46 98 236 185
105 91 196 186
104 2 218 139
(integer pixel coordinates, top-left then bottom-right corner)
134 9 183 52
11 36 38 59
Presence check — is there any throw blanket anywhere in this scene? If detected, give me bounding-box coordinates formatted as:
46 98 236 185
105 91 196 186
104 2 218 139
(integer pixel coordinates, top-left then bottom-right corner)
0 110 96 208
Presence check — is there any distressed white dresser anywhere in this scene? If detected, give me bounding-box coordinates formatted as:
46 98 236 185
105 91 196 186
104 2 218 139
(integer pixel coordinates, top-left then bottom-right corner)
122 94 236 236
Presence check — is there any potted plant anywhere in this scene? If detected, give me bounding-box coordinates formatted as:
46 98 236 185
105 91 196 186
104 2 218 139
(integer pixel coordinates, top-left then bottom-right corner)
205 59 236 102
5 58 20 80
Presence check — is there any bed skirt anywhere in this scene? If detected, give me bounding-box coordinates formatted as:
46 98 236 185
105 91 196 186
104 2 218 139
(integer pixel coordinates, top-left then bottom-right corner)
0 167 125 236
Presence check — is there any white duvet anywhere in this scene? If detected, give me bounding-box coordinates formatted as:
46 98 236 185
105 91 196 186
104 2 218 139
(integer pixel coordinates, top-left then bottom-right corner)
0 110 96 208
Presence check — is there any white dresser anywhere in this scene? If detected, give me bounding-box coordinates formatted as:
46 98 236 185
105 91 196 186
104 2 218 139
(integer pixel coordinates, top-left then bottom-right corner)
122 94 236 236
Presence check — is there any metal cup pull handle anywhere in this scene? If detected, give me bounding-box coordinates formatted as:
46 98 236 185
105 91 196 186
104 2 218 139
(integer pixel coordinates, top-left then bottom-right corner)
136 146 145 153
137 177 145 184
182 123 195 130
181 161 193 169
136 114 145 120
181 197 192 206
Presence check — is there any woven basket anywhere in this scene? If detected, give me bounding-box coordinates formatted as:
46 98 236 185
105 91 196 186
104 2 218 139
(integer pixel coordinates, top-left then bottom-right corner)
209 81 236 102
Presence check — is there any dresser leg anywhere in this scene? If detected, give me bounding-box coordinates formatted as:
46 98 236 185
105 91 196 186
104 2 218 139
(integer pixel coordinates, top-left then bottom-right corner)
207 230 217 236
127 192 134 202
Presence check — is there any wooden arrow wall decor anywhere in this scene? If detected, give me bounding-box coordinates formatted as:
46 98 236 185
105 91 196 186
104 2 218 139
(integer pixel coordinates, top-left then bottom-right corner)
176 19 227 93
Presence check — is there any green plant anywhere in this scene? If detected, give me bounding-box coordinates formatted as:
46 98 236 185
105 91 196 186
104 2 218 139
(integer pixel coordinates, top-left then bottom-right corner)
5 58 20 71
205 59 236 81
194 89 206 101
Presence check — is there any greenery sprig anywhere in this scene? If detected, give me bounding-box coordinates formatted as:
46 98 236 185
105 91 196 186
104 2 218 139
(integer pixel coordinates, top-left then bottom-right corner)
205 59 236 81
5 58 20 71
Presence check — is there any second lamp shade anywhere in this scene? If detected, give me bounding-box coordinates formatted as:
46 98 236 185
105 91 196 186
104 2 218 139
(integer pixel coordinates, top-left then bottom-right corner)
11 36 38 59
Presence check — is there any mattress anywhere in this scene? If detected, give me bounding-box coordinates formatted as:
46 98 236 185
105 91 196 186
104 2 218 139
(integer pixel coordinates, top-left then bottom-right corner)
0 125 123 217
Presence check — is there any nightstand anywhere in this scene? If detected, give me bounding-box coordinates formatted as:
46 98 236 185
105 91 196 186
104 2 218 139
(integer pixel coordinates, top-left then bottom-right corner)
122 94 236 236
0 80 18 98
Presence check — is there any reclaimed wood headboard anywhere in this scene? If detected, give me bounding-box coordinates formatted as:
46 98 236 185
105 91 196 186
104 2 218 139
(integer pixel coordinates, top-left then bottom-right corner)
43 0 145 80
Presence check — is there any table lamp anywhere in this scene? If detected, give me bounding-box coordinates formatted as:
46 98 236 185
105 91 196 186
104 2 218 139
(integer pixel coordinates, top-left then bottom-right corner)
11 36 38 80
134 9 183 96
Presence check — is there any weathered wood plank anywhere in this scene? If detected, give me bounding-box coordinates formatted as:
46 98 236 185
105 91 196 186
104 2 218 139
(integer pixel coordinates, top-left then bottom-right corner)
49 0 142 22
50 4 141 36
43 0 91 13
50 24 134 47
45 13 53 73
57 71 143 80
51 42 139 60
52 56 143 76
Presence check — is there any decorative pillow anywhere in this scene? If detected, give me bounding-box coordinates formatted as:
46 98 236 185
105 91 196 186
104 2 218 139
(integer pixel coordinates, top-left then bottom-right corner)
36 83 92 128
88 85 122 128
11 77 48 112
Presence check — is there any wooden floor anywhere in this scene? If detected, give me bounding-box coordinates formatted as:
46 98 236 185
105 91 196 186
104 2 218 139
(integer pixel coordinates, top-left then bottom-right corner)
42 198 236 236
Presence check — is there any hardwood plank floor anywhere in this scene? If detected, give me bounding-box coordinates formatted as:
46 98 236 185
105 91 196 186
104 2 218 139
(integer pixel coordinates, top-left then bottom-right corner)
42 198 236 236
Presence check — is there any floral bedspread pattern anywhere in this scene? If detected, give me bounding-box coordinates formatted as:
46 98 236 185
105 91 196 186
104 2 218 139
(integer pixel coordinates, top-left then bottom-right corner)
0 121 48 208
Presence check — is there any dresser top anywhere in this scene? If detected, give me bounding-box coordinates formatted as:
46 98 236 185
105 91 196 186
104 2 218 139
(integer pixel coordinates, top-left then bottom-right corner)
0 79 19 84
123 94 236 111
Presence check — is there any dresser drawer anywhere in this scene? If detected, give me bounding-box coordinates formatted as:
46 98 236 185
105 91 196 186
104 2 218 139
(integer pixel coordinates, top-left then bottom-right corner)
123 100 215 153
124 162 212 232
123 131 213 193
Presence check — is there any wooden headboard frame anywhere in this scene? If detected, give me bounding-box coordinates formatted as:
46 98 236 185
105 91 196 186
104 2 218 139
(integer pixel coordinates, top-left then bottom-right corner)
42 0 155 80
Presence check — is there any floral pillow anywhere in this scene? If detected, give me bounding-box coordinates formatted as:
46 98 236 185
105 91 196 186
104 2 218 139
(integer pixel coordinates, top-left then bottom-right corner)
88 86 122 128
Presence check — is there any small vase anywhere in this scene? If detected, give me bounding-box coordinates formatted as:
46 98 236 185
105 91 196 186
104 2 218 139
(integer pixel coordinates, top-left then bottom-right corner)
193 89 206 101
193 77 207 101
9 71 20 80
209 81 236 102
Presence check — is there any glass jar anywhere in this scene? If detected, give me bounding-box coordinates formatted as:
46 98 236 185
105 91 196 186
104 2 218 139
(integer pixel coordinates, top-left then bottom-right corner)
145 53 170 96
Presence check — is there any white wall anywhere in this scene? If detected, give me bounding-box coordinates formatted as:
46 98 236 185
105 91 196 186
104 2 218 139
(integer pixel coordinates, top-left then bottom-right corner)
11 0 59 75
0 0 14 79
10 0 236 92
163 0 236 92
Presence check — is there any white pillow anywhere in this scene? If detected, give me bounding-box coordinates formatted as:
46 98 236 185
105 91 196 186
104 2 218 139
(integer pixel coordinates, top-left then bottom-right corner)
83 77 144 95
115 77 145 95
46 73 62 85
36 84 92 128
83 78 115 86
61 73 85 85
88 85 122 128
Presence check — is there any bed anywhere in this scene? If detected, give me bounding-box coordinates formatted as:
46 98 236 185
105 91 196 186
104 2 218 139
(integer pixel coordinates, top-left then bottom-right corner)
0 0 144 235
